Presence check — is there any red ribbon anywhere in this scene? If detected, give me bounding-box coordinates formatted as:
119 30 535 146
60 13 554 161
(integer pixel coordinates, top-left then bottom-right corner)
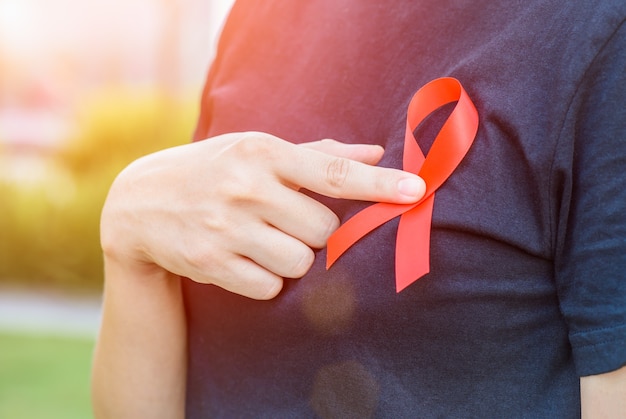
326 77 479 292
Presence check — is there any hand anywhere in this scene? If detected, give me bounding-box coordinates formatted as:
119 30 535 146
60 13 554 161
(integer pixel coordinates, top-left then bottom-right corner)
100 132 425 299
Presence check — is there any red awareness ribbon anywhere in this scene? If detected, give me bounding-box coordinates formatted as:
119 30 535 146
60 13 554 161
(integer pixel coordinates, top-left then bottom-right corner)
326 77 479 292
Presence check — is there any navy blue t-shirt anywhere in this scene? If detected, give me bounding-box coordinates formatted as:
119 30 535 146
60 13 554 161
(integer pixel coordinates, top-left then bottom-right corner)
184 1 626 417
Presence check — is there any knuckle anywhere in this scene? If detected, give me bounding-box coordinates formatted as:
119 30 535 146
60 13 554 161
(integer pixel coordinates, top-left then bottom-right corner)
289 246 315 278
259 279 284 300
184 243 213 273
325 157 351 192
219 134 275 205
229 132 275 162
201 213 233 235
219 260 282 300
224 178 260 206
184 220 239 273
315 212 340 248
213 170 263 208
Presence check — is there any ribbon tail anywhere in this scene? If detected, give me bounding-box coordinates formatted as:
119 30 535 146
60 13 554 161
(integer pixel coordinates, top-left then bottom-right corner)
395 195 434 292
327 201 415 269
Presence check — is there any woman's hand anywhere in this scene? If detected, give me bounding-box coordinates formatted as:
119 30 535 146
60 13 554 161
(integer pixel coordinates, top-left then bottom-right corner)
100 132 425 299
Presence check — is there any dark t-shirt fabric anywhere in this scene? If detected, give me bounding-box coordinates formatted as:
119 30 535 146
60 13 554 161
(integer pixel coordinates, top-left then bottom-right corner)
184 1 626 417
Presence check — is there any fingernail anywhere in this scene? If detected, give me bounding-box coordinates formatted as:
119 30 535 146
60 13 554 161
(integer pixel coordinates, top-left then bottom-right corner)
397 177 425 199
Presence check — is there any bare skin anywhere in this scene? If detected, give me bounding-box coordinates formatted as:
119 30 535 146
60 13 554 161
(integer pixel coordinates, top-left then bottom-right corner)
93 132 426 418
581 368 626 419
92 132 626 418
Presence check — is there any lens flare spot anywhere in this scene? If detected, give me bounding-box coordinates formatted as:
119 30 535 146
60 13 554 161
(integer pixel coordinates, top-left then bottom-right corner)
302 273 356 335
310 360 380 419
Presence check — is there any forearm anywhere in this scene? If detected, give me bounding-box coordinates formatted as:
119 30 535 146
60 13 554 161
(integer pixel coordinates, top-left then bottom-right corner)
580 365 626 418
92 259 187 419
88 134 425 417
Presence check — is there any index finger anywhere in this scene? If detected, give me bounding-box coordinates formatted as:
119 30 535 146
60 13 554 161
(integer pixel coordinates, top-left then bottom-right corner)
275 140 425 204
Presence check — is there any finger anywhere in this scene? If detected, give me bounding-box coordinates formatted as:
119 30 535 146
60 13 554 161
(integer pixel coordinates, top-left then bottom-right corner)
221 257 285 300
189 254 284 300
237 223 315 279
276 141 426 204
299 139 385 166
260 185 339 249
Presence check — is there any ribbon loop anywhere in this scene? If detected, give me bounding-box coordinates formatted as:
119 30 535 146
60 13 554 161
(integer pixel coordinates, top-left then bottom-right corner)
326 77 479 292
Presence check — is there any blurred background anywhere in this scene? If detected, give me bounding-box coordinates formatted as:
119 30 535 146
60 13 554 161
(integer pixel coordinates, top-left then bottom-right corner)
0 0 234 417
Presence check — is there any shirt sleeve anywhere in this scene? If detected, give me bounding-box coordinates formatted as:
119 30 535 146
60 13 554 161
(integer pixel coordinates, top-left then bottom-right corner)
553 19 626 377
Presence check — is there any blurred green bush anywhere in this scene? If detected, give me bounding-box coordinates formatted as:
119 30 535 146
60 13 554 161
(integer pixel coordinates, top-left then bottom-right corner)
0 88 199 291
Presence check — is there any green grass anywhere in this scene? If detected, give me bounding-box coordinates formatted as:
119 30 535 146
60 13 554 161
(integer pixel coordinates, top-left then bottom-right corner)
0 332 94 419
